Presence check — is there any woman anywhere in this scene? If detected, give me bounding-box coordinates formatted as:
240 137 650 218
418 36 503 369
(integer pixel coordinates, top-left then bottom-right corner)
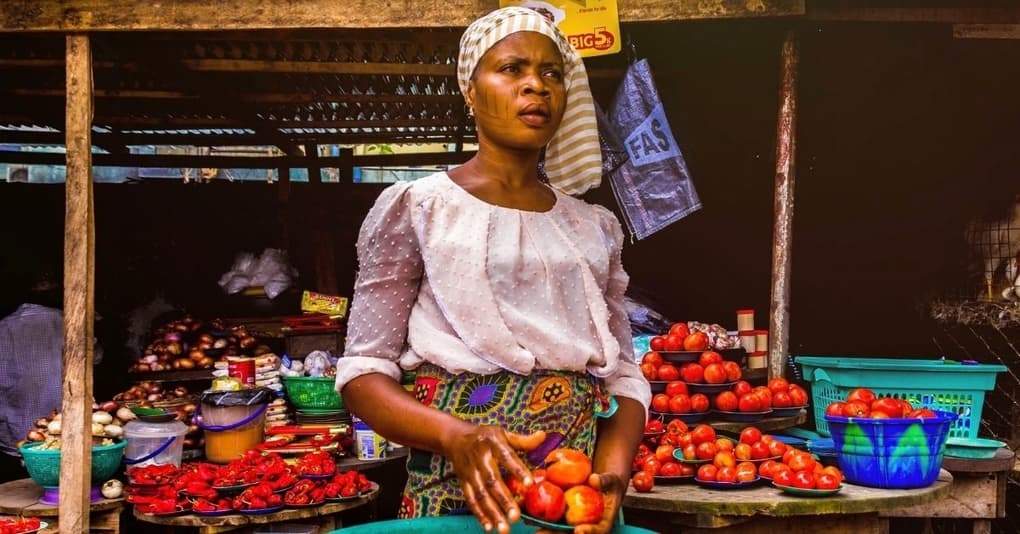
337 7 649 534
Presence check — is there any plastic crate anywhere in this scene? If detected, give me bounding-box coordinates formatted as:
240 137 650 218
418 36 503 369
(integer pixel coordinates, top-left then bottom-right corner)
283 376 343 410
795 356 1006 438
330 515 654 534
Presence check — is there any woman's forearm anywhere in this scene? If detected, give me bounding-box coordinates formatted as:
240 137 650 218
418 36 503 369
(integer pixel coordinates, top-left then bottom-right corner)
341 373 473 454
592 397 644 480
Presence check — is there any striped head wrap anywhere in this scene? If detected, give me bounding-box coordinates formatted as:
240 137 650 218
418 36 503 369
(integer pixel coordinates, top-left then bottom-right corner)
457 6 602 196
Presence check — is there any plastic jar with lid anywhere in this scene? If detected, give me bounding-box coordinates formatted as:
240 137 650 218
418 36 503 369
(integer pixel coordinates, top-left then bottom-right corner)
123 418 188 467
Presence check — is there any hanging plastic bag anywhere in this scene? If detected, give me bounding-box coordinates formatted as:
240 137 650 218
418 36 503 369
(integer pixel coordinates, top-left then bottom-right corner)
608 58 701 240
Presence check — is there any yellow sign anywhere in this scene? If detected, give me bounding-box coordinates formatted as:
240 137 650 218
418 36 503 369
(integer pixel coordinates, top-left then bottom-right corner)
500 0 621 58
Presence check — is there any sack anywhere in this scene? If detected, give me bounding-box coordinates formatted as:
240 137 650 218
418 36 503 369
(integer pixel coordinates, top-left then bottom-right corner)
608 59 701 240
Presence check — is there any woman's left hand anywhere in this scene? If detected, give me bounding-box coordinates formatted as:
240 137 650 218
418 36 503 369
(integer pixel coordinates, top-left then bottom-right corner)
571 472 627 534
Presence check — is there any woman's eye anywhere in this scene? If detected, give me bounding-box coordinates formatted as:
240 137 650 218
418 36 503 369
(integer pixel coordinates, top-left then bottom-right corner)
500 64 520 73
543 69 563 80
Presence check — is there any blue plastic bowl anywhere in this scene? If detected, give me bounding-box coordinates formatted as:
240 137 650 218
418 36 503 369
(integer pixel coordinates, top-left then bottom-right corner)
824 410 957 489
330 515 655 534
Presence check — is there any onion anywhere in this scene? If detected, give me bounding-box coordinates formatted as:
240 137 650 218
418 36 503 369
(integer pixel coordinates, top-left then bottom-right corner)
182 438 196 448
146 393 161 402
213 338 228 349
92 411 113 425
142 354 158 364
146 384 162 394
173 386 189 398
199 333 214 344
116 407 136 422
100 401 119 413
101 479 123 499
187 424 200 435
164 332 182 343
183 403 197 414
27 430 46 442
197 341 212 350
34 418 50 429
91 422 106 436
177 358 196 370
47 420 62 435
103 424 123 438
189 348 205 362
239 336 256 349
197 356 215 369
165 342 183 356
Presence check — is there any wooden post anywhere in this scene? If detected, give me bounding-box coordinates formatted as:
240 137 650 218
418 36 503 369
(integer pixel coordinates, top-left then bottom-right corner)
60 33 95 534
769 30 798 380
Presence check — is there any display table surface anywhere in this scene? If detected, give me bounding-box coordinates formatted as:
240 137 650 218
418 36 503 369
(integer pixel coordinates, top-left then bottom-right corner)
0 478 125 533
134 485 379 534
622 469 952 534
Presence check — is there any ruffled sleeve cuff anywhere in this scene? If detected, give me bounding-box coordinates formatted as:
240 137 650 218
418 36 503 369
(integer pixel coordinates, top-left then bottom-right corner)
604 359 651 418
335 355 404 393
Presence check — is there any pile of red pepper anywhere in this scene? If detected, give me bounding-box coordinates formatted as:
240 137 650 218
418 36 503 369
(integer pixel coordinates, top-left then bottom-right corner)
232 482 284 511
126 464 179 485
323 470 374 500
294 450 336 477
0 517 42 534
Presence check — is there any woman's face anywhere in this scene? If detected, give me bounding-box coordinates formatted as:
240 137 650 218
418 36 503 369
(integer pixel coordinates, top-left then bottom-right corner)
466 32 566 152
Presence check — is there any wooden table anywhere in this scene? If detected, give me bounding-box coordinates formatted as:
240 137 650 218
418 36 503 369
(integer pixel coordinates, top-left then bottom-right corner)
134 485 379 534
622 469 953 534
0 478 125 533
882 447 1015 534
709 410 807 435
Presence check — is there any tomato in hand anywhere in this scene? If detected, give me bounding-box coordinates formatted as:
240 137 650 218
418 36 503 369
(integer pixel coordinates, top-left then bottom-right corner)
563 485 604 526
544 448 593 488
523 481 566 522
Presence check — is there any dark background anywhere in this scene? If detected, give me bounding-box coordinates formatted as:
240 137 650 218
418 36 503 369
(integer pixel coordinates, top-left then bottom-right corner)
1 19 1018 394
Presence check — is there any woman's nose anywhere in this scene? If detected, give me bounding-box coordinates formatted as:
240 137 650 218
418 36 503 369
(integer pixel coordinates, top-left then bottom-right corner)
522 71 549 95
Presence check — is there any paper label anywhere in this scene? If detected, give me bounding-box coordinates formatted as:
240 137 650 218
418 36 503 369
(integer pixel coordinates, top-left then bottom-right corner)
500 0 621 58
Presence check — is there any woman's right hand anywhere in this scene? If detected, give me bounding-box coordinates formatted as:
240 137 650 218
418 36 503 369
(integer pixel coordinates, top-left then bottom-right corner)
443 425 546 534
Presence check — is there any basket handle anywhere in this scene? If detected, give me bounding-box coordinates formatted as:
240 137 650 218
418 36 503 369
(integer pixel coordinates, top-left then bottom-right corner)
195 402 268 432
122 436 178 465
812 368 832 384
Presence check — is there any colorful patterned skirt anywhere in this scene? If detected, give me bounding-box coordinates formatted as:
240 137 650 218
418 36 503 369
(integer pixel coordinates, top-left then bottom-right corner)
398 364 599 518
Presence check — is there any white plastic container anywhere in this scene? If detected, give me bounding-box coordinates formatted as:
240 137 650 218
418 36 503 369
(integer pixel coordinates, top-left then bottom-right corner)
123 419 187 467
353 417 386 460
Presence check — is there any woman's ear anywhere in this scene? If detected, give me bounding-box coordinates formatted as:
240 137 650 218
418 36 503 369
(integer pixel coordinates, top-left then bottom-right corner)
464 81 476 113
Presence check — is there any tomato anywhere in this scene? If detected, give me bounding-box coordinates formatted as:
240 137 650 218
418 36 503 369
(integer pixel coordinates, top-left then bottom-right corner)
631 471 654 492
665 381 688 397
722 361 742 381
714 391 739 412
732 380 753 397
846 387 876 406
664 334 685 351
544 448 593 488
842 400 870 417
668 394 692 414
787 452 817 473
787 384 809 406
758 460 779 478
908 408 938 418
715 466 738 483
698 351 722 367
658 461 682 477
669 322 691 339
715 438 734 453
680 363 704 383
815 473 840 490
651 394 670 413
690 393 710 413
773 467 795 487
703 363 727 384
739 426 763 445
563 484 604 526
678 463 696 476
897 399 914 415
695 442 719 460
752 386 773 408
825 401 846 417
772 391 792 408
655 444 677 463
666 418 688 435
767 439 788 458
523 480 566 522
696 464 717 481
750 441 771 460
767 377 790 394
642 351 664 367
713 451 736 469
735 461 758 482
680 443 697 461
792 470 816 489
649 336 667 352
734 442 753 461
821 466 843 484
738 393 763 412
869 410 890 419
683 331 710 351
644 419 664 434
641 457 661 475
657 364 680 382
640 362 658 381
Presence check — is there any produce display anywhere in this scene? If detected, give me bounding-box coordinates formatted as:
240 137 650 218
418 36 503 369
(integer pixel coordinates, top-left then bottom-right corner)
647 322 739 353
824 387 937 419
505 448 604 527
130 316 259 373
125 448 374 517
0 517 43 534
19 402 133 448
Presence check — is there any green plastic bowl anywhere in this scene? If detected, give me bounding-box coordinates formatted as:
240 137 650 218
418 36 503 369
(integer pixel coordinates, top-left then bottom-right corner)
329 515 655 534
20 440 127 488
944 437 1006 459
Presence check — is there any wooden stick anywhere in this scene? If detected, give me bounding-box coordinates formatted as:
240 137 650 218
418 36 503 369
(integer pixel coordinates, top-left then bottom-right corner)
769 30 798 381
59 32 95 534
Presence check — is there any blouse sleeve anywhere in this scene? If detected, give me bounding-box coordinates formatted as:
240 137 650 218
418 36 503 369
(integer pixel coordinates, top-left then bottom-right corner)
336 182 423 392
594 207 651 415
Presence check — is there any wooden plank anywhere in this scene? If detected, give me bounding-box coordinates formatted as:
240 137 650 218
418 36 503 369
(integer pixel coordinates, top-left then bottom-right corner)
769 30 798 381
181 59 455 76
0 150 475 169
954 24 1020 39
805 7 1020 24
0 0 805 32
59 32 95 534
0 129 471 149
678 514 885 534
881 473 999 519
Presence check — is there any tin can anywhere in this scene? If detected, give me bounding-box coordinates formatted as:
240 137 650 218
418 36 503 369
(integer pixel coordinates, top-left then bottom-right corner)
738 330 756 353
753 330 769 353
748 351 767 369
736 309 755 332
227 357 256 388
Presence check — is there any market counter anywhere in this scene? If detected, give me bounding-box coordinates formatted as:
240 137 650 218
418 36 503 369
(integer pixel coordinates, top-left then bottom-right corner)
0 478 125 533
622 469 952 534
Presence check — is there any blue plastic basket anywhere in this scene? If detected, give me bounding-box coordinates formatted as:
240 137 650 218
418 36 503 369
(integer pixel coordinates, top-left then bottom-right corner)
796 355 1006 438
330 515 654 534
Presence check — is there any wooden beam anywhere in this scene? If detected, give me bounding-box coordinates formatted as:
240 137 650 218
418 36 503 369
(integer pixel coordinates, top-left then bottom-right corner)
0 128 475 148
769 29 798 381
0 0 805 32
181 59 456 76
805 7 1020 24
59 32 94 534
954 24 1020 39
0 149 475 168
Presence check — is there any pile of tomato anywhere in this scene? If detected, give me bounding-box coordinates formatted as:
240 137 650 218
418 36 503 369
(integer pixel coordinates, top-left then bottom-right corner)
0 517 41 534
505 448 605 527
825 387 937 419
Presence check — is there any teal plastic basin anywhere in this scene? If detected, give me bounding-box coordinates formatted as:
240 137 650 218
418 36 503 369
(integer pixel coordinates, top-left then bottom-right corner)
330 515 655 534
